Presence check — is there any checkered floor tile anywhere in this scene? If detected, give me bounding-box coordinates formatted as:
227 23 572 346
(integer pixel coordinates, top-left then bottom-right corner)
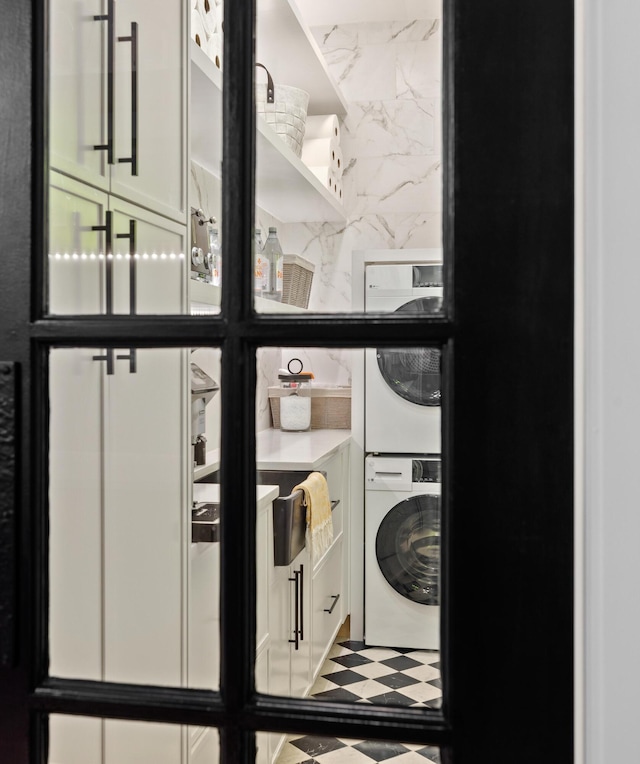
275 640 442 763
309 640 442 709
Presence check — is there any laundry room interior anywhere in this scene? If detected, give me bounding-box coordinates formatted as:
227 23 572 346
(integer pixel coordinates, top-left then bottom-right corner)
46 0 444 762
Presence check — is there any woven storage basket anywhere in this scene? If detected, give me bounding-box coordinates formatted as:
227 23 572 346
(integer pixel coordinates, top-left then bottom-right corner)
282 254 314 309
269 386 351 430
256 63 309 158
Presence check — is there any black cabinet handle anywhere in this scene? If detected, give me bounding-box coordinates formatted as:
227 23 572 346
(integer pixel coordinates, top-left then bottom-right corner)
288 569 300 650
92 210 113 315
298 563 304 641
115 218 137 315
115 218 137 373
117 21 138 175
92 348 115 375
116 349 137 374
93 0 115 164
324 593 340 615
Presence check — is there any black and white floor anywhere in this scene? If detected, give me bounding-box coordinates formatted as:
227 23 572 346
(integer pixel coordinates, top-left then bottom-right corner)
275 640 442 764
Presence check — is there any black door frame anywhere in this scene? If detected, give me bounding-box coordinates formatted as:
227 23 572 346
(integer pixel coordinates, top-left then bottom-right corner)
0 0 574 762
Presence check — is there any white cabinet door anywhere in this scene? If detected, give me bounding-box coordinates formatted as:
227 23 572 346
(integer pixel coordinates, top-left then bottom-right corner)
255 649 271 764
48 172 109 315
49 0 110 191
268 547 312 700
189 542 220 691
49 348 105 681
289 546 312 698
105 720 183 764
103 347 187 688
110 197 187 315
49 716 103 764
257 508 270 648
268 563 292 699
110 0 187 223
190 727 219 764
311 537 344 678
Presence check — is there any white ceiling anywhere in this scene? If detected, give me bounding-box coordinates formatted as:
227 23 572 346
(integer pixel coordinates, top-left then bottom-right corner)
294 0 442 27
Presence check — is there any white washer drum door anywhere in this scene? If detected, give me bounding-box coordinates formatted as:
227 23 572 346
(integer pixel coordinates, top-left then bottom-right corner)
376 494 441 605
378 296 443 408
365 297 442 453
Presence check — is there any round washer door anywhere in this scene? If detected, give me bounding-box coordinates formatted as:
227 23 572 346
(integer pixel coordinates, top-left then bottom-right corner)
375 494 441 605
376 297 442 406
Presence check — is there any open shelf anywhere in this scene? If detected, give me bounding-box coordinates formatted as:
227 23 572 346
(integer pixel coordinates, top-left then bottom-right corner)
190 278 308 314
190 39 346 223
256 0 348 116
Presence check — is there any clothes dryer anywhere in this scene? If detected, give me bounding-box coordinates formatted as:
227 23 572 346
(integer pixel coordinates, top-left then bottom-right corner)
364 455 441 650
365 263 442 454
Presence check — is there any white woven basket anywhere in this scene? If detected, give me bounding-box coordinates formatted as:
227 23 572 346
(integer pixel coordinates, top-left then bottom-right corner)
256 63 309 158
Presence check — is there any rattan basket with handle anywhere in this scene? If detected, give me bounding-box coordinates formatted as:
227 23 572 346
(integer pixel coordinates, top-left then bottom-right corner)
255 63 309 158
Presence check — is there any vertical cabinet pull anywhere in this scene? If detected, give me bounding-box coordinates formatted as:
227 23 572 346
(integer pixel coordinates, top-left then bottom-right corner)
288 569 300 650
115 218 137 374
91 210 114 315
298 564 304 641
117 22 139 175
115 219 137 315
93 0 115 164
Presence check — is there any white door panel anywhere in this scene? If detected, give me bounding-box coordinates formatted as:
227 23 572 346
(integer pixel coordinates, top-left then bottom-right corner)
48 172 108 315
49 0 109 190
110 197 186 315
110 0 187 223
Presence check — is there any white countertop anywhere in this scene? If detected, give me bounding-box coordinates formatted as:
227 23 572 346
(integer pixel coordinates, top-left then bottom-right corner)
194 428 351 480
193 483 279 512
256 428 351 470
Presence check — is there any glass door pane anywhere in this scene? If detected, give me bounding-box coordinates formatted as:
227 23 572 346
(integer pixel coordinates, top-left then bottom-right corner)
47 0 227 317
48 345 222 691
255 345 444 709
254 1 443 314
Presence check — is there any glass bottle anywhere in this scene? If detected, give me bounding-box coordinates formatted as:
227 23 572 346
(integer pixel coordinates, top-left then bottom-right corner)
208 227 222 287
254 228 265 298
262 227 283 302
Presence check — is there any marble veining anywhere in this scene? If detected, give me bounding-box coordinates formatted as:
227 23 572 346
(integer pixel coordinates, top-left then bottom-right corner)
342 99 437 159
396 38 442 99
299 12 444 279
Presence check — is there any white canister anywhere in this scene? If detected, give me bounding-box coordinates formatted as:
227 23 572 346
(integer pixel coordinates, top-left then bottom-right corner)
280 389 311 431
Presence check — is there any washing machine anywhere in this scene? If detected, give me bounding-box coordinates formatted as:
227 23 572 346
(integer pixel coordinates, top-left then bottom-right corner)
365 263 443 454
364 455 441 650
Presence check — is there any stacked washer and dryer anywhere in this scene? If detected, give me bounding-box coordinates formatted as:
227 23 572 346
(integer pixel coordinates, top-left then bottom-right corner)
364 261 443 650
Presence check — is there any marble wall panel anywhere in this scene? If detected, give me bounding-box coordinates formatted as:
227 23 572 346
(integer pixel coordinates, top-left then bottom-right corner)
341 99 437 159
396 38 442 99
309 13 443 265
281 348 354 387
354 156 442 215
360 18 440 45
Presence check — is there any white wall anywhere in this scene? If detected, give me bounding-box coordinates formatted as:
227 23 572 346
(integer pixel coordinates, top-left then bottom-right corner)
584 0 640 761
